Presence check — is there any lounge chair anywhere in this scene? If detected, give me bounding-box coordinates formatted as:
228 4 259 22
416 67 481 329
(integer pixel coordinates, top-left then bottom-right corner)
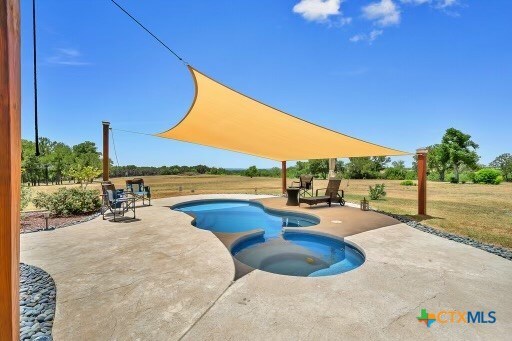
101 182 136 221
299 179 345 207
290 175 314 197
125 178 151 205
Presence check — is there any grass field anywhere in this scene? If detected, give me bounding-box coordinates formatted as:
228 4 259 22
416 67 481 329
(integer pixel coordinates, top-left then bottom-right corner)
26 175 512 249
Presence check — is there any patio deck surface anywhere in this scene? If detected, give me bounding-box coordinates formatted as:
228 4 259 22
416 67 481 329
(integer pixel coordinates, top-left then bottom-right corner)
21 194 512 340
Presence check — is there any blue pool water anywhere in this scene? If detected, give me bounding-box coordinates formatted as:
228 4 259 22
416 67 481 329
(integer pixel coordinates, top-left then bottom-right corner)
173 200 319 239
173 200 364 277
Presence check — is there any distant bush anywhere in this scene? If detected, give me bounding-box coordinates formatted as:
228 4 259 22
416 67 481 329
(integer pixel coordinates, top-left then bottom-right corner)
400 180 416 186
404 170 417 180
20 185 31 211
383 167 406 180
473 168 503 185
33 187 101 216
244 166 258 178
369 184 386 200
427 171 441 181
459 171 475 184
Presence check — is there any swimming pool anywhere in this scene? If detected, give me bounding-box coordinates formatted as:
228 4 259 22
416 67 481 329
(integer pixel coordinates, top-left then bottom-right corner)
173 199 364 277
173 199 319 238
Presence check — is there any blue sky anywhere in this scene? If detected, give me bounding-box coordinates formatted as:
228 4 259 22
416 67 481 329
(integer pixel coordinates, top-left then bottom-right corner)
20 0 511 168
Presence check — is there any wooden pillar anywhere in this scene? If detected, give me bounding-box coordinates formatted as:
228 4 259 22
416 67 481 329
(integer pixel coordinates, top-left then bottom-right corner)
102 121 110 181
0 0 21 339
417 148 428 216
281 161 286 194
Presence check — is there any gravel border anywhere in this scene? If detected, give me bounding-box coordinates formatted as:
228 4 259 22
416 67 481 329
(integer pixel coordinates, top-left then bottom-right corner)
369 207 512 261
50 212 100 229
19 263 56 341
21 212 101 234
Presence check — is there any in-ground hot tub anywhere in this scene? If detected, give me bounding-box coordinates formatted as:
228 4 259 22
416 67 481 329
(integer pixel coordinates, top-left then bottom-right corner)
173 199 365 277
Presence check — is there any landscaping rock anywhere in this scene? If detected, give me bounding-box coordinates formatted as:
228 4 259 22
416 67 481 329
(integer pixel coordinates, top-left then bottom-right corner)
19 263 56 340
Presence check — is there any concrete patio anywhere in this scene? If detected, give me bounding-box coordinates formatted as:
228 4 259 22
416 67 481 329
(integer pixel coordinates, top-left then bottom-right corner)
21 194 512 340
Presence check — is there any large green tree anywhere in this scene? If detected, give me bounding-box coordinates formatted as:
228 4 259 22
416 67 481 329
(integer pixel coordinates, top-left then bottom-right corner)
244 165 258 178
441 128 479 183
72 141 102 169
346 157 376 179
308 159 329 179
50 143 73 184
21 139 42 185
346 156 390 179
427 144 450 181
490 153 512 182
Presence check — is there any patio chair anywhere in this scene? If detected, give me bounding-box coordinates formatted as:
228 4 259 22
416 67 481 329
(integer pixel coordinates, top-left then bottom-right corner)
290 175 314 197
299 179 345 207
125 178 151 205
101 182 136 221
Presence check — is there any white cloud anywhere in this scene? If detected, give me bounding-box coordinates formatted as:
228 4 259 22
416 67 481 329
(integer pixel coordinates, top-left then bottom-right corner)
436 0 457 8
349 34 365 42
57 48 81 57
47 48 91 66
293 0 343 22
400 0 431 5
362 0 401 26
338 16 353 26
349 29 383 43
400 0 459 9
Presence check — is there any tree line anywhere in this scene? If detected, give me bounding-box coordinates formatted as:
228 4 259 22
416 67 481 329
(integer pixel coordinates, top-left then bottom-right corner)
22 138 102 186
244 128 511 183
21 128 511 185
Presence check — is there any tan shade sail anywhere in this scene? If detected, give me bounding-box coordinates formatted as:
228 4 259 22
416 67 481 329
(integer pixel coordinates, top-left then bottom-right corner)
157 66 409 161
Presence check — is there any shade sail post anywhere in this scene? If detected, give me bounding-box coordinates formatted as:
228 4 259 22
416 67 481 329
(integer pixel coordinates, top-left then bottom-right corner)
281 161 286 194
328 158 336 178
0 0 21 339
417 148 428 216
102 121 110 181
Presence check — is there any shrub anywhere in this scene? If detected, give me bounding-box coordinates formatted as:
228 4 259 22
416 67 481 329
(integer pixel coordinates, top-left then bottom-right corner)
400 180 416 186
473 168 503 185
65 165 102 188
369 184 386 200
20 185 31 211
383 167 406 180
459 171 475 184
33 187 101 216
404 170 417 180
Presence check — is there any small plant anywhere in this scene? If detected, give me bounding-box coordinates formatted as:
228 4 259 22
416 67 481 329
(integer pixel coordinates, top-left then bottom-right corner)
65 165 102 188
33 187 101 216
20 185 31 211
473 168 503 185
400 180 416 186
368 183 386 200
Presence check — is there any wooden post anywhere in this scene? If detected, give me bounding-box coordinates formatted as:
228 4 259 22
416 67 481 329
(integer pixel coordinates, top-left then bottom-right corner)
281 161 286 194
0 0 21 339
417 148 428 216
102 121 110 182
328 158 336 179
